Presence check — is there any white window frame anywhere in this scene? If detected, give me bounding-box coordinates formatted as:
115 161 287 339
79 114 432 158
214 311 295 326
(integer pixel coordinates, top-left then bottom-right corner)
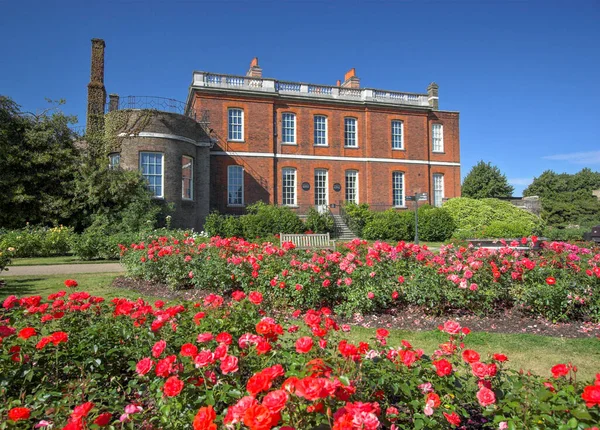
108 153 120 169
139 152 164 198
391 120 404 150
432 123 444 153
344 117 358 148
282 168 297 206
314 169 329 207
392 171 405 208
345 170 359 204
227 165 244 206
281 113 296 144
228 108 244 141
182 155 194 200
433 173 444 208
314 115 328 146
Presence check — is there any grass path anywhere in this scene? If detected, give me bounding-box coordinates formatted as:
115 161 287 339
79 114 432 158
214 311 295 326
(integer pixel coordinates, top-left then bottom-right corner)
2 273 599 380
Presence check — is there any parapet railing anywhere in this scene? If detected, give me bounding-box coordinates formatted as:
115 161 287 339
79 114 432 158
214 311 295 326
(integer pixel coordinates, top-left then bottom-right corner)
106 95 188 116
192 72 430 107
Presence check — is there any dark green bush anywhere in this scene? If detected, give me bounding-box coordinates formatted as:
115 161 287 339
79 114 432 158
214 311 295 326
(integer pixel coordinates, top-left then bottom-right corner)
70 227 140 260
363 210 414 241
342 203 373 236
203 212 226 237
417 207 456 241
304 208 334 234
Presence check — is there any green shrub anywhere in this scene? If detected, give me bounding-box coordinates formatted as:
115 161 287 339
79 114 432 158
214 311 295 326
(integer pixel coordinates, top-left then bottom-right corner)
341 203 373 237
70 227 140 260
363 209 414 241
444 197 544 239
0 225 75 257
203 212 226 237
417 207 456 241
304 207 334 234
542 225 588 242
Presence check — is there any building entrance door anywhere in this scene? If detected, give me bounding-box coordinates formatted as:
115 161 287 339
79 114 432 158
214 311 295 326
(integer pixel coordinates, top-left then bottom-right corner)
314 169 329 214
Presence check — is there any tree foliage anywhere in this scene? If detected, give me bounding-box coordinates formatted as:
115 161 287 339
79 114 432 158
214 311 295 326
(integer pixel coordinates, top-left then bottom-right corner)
0 96 80 228
0 95 166 232
461 161 514 199
524 168 600 227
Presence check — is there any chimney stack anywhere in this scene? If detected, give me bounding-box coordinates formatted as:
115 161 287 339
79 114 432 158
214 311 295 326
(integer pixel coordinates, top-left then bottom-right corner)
341 68 360 89
108 94 120 112
86 38 107 135
246 57 262 78
427 82 439 110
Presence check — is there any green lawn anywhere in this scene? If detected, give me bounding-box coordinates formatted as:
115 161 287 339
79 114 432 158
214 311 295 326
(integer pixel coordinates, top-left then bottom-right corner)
11 256 115 266
2 273 599 380
0 273 163 302
348 326 600 381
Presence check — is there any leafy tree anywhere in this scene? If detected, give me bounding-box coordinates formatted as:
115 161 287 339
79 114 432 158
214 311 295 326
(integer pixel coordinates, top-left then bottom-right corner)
0 96 80 228
461 161 514 199
524 168 600 227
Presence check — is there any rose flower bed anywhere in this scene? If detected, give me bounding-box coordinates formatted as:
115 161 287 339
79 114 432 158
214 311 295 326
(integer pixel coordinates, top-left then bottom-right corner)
1 286 600 429
120 236 600 323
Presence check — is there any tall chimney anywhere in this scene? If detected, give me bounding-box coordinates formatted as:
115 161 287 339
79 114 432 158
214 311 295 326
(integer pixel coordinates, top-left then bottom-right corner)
427 82 439 110
341 68 360 89
86 38 107 135
246 57 262 78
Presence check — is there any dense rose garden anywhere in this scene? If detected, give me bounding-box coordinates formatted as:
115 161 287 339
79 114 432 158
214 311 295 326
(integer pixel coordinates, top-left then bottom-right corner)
1 286 600 429
121 236 600 322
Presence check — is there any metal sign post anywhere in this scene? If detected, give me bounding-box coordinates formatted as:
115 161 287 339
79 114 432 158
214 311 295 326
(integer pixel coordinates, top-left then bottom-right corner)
406 192 428 244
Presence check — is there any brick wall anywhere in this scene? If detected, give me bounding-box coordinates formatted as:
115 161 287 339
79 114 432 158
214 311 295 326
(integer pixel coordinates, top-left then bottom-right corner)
193 92 460 214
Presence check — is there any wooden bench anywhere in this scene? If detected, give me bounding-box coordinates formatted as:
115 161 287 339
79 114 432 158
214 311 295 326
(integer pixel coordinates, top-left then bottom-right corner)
280 233 336 250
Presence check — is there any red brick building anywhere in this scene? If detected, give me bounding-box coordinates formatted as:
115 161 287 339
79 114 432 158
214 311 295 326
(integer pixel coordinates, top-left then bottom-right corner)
185 59 460 216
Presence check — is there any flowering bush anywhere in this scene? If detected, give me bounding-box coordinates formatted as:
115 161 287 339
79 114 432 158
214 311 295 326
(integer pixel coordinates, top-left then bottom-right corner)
1 287 599 428
0 246 13 273
0 225 74 257
121 236 600 322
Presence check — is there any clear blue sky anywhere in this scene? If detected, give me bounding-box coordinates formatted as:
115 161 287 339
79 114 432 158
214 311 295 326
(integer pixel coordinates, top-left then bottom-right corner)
2 0 599 195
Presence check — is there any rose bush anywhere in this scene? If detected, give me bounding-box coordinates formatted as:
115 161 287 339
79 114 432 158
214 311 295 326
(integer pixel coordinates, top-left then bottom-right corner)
120 236 600 322
1 286 600 429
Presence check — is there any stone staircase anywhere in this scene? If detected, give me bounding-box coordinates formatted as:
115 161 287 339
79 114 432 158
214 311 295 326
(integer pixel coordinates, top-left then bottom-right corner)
332 214 358 241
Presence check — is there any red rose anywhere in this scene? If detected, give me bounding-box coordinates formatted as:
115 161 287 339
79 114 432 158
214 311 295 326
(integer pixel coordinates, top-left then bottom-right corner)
426 392 441 408
582 385 600 407
194 350 215 368
136 357 154 375
232 290 246 301
471 362 489 379
243 403 281 430
462 349 480 364
94 412 112 426
441 320 461 335
247 372 273 396
262 389 288 413
50 331 68 345
197 332 213 343
163 376 184 397
180 343 198 357
546 277 556 285
8 407 30 422
220 355 239 374
71 401 94 421
248 291 263 305
18 327 37 339
376 328 389 338
155 355 177 377
432 359 453 377
551 363 570 378
193 405 217 430
152 339 167 358
443 411 461 426
493 353 508 362
216 332 233 345
391 290 399 300
476 387 496 406
295 336 314 354
64 279 78 288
